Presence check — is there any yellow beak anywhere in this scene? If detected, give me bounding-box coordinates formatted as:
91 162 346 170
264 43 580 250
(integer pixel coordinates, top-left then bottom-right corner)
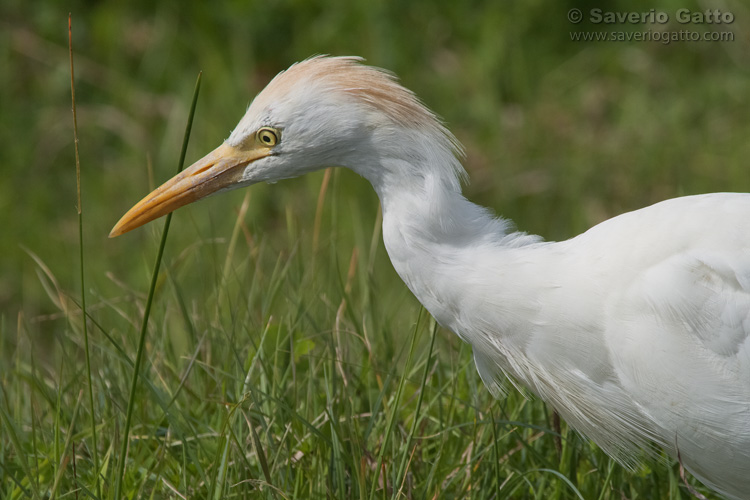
109 143 270 237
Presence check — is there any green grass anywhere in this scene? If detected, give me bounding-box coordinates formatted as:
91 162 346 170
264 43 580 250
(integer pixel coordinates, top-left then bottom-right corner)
3 0 749 498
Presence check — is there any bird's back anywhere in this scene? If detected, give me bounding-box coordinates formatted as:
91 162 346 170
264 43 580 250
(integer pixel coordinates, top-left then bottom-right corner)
471 193 750 499
591 194 750 498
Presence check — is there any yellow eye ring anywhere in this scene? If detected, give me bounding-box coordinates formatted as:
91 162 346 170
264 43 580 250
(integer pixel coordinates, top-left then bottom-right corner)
257 127 280 146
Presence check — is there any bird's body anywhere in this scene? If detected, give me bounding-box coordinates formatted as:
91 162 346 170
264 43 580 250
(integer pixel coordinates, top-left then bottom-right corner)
390 187 750 497
111 57 750 499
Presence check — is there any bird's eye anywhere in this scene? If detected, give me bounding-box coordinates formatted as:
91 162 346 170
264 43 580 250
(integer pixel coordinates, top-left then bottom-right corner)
257 127 280 147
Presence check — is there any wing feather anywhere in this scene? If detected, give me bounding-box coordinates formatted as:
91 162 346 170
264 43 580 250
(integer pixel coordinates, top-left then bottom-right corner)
605 249 750 498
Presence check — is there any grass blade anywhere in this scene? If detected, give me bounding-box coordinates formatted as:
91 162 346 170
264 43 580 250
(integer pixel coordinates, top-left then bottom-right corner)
395 318 437 491
367 308 424 500
49 390 84 500
68 14 101 498
113 72 202 499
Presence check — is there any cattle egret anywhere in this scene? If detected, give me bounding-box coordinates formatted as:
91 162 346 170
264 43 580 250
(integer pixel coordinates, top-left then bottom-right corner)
110 56 750 499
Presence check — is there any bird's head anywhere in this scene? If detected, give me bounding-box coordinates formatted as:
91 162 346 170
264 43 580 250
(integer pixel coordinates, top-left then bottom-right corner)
109 56 462 237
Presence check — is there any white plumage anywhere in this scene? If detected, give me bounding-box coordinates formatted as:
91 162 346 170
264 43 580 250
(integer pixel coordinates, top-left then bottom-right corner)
111 57 750 499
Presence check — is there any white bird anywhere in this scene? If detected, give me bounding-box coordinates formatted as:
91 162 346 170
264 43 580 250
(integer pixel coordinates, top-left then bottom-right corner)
110 56 750 499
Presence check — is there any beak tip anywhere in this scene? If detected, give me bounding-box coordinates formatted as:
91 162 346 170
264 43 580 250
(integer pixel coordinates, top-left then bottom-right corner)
109 142 257 240
109 221 128 238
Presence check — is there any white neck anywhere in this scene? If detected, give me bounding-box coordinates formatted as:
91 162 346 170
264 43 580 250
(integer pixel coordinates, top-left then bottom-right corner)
349 130 542 337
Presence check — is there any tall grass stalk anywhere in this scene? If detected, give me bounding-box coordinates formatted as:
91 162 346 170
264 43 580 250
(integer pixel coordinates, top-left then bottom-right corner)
49 390 83 499
112 72 202 499
67 14 100 499
395 318 437 490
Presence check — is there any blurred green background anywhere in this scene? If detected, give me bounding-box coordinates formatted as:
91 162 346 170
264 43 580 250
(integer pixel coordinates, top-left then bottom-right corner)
2 0 749 497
